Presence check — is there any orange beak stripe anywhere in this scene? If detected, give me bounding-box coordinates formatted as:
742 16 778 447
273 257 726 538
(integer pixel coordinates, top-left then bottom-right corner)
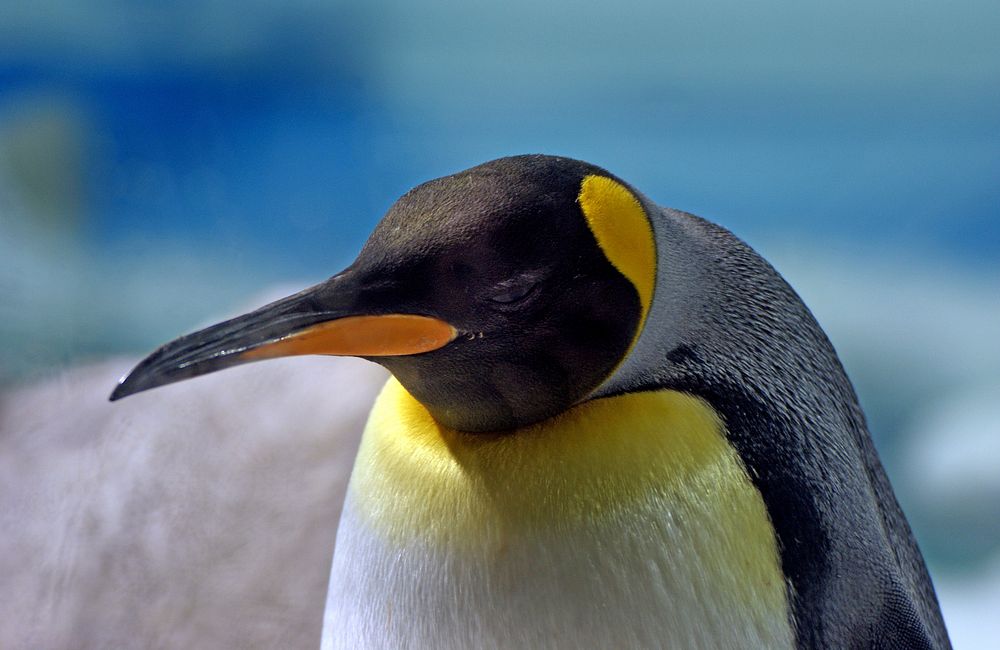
240 314 457 360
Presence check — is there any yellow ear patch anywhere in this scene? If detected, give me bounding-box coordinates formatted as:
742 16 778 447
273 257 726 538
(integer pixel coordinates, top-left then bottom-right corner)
577 175 656 327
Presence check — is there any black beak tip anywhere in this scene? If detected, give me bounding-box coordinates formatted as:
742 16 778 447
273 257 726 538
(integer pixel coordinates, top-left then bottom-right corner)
105 280 347 404
109 376 135 402
109 364 154 402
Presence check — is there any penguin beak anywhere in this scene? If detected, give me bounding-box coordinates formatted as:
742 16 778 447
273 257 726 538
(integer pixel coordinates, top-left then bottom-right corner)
109 277 457 401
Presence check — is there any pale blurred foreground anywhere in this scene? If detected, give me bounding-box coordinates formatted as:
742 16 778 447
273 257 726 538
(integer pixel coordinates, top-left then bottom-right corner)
0 355 386 649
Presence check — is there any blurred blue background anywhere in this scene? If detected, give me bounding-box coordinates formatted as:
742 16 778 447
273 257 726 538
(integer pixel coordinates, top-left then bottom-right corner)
2 1 998 644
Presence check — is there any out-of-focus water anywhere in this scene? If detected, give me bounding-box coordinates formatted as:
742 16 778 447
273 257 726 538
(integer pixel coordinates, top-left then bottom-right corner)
2 1 998 644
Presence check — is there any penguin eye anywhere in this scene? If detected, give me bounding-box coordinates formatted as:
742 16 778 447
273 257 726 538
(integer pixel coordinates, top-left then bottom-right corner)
488 273 542 305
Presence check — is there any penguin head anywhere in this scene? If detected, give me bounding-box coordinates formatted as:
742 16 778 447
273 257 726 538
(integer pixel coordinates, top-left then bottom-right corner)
111 155 657 432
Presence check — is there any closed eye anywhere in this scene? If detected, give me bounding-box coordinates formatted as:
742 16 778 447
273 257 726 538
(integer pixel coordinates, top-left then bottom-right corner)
488 271 544 306
491 282 534 304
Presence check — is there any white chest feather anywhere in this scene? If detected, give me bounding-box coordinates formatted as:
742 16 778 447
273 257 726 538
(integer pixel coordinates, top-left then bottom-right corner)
321 379 794 649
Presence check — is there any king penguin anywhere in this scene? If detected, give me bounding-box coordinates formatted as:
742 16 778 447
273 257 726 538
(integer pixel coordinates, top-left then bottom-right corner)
111 155 951 649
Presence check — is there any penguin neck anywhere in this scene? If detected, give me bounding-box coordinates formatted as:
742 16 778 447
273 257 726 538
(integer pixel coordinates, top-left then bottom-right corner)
323 377 795 648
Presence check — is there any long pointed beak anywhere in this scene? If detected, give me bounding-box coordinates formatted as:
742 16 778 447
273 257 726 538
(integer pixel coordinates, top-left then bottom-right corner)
109 279 456 401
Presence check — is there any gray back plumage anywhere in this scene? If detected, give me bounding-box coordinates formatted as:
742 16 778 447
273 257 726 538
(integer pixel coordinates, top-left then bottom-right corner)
598 199 951 649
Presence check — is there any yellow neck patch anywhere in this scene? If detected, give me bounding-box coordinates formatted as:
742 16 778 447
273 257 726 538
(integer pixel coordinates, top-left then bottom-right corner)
577 175 656 328
339 379 791 630
350 380 782 582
